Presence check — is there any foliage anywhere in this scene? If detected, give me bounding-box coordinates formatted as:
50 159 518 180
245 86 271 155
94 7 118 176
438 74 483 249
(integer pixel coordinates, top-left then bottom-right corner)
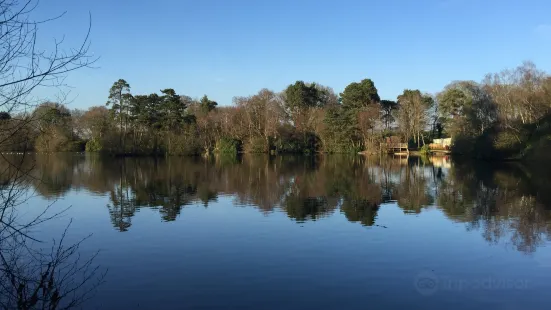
523 119 551 162
86 137 103 152
200 95 218 114
81 106 111 140
244 137 269 154
396 89 433 148
32 103 75 152
442 62 551 159
164 132 201 156
420 144 431 155
380 99 398 129
321 106 362 153
284 81 322 111
340 79 380 110
215 137 241 154
273 126 318 154
3 62 550 160
437 81 496 139
283 81 327 135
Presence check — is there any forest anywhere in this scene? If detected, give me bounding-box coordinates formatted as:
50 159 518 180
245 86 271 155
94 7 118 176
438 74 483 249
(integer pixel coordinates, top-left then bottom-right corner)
2 61 551 160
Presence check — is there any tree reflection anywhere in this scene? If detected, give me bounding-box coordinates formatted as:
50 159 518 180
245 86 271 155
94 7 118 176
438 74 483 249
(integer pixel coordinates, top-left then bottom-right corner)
340 198 380 226
437 161 551 253
7 153 551 253
283 196 335 222
108 185 136 232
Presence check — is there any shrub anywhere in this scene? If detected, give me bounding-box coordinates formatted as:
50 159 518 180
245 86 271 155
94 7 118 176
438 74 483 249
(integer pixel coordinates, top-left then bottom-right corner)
166 133 201 155
85 138 103 152
523 115 551 162
420 144 430 155
274 129 320 154
34 129 69 152
322 139 363 154
243 137 269 153
215 137 241 154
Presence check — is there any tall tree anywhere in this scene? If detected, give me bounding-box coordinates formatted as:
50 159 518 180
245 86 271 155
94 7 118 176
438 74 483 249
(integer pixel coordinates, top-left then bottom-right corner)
380 100 398 130
323 106 361 152
314 85 339 107
106 79 131 149
234 89 281 151
32 102 73 152
284 81 321 110
283 81 327 151
131 94 161 130
284 81 323 131
160 89 195 153
199 95 218 114
340 79 380 110
437 81 496 138
81 106 111 141
396 90 433 147
340 79 381 151
483 61 549 128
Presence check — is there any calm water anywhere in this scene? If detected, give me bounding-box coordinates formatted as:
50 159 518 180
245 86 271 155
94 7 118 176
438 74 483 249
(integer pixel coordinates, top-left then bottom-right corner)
5 154 551 309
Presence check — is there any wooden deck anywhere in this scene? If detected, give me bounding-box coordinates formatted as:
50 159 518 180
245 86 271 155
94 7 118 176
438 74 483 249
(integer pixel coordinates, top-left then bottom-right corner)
380 143 409 154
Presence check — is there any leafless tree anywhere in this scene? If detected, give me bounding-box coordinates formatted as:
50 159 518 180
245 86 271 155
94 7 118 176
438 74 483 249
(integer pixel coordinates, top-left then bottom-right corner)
0 220 105 310
483 61 550 129
0 1 104 309
0 0 97 149
396 90 433 147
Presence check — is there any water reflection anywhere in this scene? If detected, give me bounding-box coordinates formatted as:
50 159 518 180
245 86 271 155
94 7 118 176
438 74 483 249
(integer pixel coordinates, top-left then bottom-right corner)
3 153 551 253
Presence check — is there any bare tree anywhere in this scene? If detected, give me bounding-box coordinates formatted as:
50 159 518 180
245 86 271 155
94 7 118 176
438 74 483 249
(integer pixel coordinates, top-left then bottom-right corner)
0 0 96 111
437 81 497 139
234 89 282 150
0 1 104 309
0 220 105 310
0 0 97 151
483 61 549 129
396 90 433 147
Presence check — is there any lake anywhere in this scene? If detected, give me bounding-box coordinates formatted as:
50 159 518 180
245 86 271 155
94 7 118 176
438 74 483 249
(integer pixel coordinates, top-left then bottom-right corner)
3 154 551 309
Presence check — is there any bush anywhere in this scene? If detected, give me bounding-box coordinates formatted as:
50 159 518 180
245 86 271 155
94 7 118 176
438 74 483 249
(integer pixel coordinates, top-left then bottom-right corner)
274 128 319 154
243 137 269 153
450 116 551 160
166 133 201 155
469 126 528 160
420 144 430 155
35 130 69 152
85 138 102 152
322 139 363 154
215 137 241 154
274 137 301 153
523 115 551 162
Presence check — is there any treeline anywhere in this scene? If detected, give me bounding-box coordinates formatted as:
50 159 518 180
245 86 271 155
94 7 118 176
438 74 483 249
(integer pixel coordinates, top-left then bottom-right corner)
2 62 550 159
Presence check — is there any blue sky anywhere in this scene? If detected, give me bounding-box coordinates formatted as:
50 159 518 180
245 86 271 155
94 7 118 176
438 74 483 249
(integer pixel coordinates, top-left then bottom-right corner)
33 0 551 108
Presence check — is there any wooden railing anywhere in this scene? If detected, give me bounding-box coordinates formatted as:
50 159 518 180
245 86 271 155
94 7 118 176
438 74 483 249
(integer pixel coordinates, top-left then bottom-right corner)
380 142 409 154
